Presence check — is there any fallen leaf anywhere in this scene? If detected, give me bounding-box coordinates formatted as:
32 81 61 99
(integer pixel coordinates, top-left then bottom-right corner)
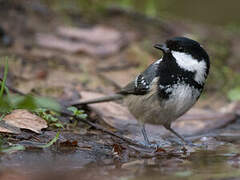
155 147 166 153
36 26 131 57
222 101 240 116
60 140 78 147
57 26 122 45
112 144 124 155
0 120 21 134
173 109 236 135
2 109 48 134
79 91 136 129
79 91 237 143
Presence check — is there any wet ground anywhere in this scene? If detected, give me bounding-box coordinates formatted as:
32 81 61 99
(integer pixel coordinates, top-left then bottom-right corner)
2 128 240 180
1 1 240 180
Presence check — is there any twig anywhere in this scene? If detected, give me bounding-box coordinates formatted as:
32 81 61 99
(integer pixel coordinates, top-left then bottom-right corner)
60 109 148 149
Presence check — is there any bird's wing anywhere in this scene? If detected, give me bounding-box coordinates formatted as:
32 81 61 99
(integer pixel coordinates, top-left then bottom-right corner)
118 59 161 95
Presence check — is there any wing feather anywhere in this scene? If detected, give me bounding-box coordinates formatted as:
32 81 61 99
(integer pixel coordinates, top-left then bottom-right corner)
118 59 161 95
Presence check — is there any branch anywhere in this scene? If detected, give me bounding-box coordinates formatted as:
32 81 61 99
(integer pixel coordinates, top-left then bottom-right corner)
60 109 148 149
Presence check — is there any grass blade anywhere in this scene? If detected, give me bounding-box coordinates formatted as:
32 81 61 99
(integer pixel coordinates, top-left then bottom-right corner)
0 58 8 99
39 131 60 148
0 145 25 153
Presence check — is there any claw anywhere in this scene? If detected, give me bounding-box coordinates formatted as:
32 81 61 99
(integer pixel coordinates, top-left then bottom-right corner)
138 141 159 150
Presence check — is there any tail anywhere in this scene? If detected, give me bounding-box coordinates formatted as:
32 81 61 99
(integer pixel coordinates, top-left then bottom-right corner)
67 94 124 106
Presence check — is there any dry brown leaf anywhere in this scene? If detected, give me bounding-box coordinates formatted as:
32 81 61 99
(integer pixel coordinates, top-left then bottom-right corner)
60 140 78 147
36 33 123 57
80 91 137 129
2 109 47 134
79 91 236 142
36 26 130 57
173 109 236 135
57 26 122 44
0 127 15 134
0 121 21 134
112 144 124 155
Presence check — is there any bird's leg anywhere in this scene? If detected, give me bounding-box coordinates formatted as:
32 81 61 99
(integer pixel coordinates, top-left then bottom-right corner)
164 125 207 148
164 124 190 145
141 124 151 146
139 124 159 149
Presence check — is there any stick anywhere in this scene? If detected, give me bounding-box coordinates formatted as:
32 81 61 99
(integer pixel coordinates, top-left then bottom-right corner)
60 109 147 149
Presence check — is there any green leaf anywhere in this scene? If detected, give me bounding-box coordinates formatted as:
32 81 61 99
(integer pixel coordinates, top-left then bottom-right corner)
8 95 60 112
67 106 78 114
67 106 87 119
77 113 87 119
0 96 12 113
34 108 63 128
33 96 60 111
52 123 64 128
228 88 240 101
15 95 37 110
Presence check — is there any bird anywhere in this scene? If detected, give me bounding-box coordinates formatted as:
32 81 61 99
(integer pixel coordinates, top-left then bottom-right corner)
69 37 210 147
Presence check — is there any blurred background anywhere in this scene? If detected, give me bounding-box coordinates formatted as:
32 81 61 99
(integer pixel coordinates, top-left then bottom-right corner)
1 0 240 107
1 1 240 179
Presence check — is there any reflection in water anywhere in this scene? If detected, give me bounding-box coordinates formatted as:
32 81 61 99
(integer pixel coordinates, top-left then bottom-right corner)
2 144 240 180
130 147 239 180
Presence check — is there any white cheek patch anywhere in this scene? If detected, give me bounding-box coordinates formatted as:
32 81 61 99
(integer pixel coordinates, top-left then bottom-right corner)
171 51 207 84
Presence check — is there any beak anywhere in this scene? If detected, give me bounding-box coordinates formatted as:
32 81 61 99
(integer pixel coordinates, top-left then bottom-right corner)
154 43 170 53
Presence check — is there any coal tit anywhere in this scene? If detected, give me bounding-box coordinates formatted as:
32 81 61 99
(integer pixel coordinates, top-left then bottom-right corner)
71 37 210 146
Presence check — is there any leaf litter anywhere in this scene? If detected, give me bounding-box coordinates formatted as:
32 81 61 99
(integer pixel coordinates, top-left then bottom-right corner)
36 26 132 57
1 109 47 134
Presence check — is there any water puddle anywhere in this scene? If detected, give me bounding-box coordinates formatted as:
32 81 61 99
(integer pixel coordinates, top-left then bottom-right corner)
1 140 240 180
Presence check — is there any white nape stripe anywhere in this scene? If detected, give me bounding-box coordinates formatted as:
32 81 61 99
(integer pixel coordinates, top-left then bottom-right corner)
154 58 162 65
171 51 207 84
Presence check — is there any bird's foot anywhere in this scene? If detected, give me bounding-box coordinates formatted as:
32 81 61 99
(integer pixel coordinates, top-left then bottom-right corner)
138 141 159 150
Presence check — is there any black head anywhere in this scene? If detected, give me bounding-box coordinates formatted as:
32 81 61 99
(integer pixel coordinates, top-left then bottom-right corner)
154 37 210 75
155 37 209 61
